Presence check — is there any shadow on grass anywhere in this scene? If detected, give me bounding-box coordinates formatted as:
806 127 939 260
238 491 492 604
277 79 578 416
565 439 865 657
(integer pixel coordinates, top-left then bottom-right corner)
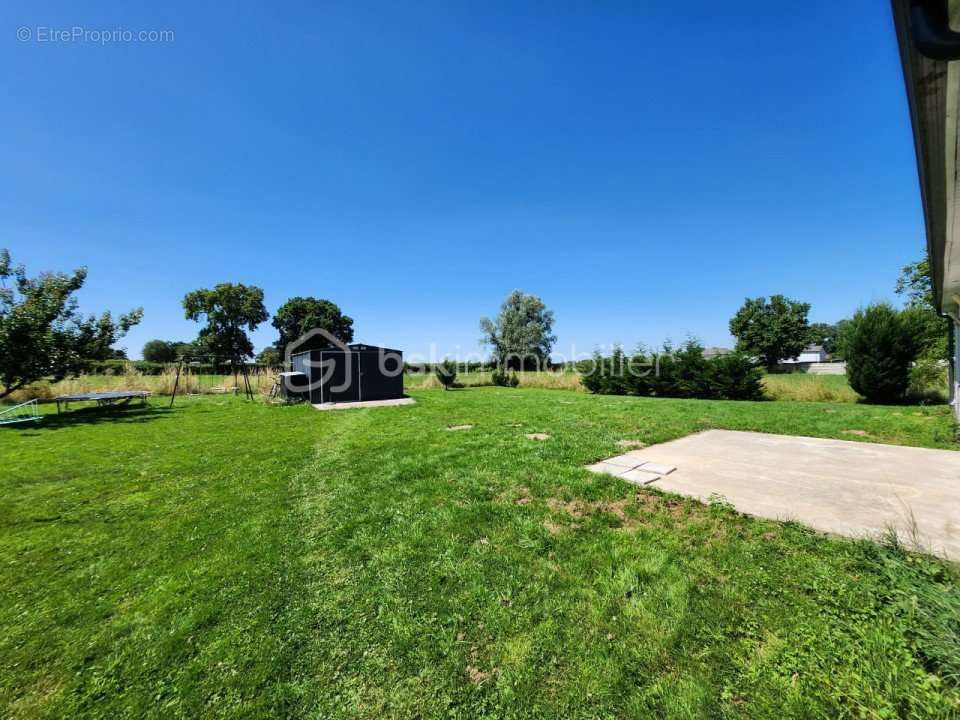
3 402 174 434
853 391 950 407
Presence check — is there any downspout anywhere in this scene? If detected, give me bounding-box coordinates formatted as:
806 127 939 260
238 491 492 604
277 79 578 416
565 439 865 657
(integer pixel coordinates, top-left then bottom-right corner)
946 317 955 409
910 0 960 59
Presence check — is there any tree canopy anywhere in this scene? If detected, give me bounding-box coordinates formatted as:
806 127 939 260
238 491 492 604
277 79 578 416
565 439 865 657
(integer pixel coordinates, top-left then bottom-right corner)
480 290 556 370
0 249 142 398
807 322 845 357
142 339 179 363
728 295 811 370
895 256 950 361
255 346 281 367
182 283 268 362
271 297 354 352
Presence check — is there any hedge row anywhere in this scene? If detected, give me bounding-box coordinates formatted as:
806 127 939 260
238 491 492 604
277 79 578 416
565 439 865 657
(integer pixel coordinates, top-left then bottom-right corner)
405 362 497 373
75 359 278 375
580 342 764 401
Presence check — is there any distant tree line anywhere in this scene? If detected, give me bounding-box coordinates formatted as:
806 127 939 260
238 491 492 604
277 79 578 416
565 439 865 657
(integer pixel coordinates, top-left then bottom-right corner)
4 245 948 408
142 288 356 369
574 252 950 405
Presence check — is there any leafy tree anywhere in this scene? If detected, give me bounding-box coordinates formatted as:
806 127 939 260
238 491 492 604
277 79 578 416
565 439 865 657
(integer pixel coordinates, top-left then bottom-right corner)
480 290 556 370
826 319 854 360
255 346 282 367
272 297 354 351
173 340 203 360
896 256 937 308
845 303 919 404
807 321 849 357
0 249 142 398
182 283 268 363
435 359 457 390
71 309 143 361
729 295 811 370
142 339 179 363
895 256 950 361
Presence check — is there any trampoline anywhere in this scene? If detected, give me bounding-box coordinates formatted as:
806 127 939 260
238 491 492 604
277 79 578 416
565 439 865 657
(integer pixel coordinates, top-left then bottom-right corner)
54 390 150 414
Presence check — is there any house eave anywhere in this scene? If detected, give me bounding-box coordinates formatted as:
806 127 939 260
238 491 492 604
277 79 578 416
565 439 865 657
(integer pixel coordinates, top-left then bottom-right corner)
892 0 960 318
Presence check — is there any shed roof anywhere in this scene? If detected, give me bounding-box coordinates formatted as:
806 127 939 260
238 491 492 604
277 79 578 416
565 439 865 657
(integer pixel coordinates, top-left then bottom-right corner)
291 343 402 355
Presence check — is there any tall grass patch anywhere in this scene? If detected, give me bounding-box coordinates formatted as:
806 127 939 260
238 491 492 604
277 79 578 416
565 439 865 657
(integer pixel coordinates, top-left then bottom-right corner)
761 374 861 402
8 367 280 402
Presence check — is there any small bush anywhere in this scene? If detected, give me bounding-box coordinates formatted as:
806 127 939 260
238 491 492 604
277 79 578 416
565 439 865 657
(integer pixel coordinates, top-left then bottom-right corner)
701 353 763 400
652 341 709 398
491 369 519 387
581 348 646 395
435 360 457 390
845 304 919 404
909 357 948 399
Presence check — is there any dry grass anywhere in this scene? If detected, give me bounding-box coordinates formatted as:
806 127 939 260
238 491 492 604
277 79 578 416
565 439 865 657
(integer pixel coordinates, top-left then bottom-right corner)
8 367 279 402
411 370 942 406
761 374 861 403
408 371 583 391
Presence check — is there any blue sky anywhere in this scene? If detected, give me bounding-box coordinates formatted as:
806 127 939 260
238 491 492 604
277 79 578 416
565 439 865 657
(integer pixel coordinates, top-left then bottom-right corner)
1 1 925 361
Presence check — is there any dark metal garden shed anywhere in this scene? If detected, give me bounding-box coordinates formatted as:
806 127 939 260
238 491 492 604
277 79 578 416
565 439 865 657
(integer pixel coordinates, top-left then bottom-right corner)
288 343 404 404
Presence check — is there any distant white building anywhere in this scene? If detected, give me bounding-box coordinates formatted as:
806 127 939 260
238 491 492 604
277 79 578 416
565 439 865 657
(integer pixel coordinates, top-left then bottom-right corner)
780 345 828 365
702 346 732 360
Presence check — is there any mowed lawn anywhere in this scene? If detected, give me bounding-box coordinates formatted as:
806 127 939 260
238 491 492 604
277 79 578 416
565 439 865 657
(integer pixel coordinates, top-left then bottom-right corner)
1 389 958 719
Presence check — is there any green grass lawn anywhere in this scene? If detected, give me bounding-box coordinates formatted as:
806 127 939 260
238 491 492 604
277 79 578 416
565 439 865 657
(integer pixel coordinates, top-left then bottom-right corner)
1 389 958 718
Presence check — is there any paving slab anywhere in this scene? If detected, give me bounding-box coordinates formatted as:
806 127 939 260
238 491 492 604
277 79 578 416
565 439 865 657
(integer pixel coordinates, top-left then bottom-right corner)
603 454 647 468
634 430 960 559
620 468 663 485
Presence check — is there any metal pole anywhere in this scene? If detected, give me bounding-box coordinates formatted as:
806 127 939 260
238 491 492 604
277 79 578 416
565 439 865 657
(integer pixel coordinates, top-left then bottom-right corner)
169 358 183 408
242 363 253 400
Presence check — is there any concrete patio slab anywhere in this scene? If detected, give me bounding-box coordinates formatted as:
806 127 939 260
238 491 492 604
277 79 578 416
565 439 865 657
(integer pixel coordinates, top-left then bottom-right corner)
584 461 630 476
634 430 960 559
586 457 665 485
312 397 416 411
